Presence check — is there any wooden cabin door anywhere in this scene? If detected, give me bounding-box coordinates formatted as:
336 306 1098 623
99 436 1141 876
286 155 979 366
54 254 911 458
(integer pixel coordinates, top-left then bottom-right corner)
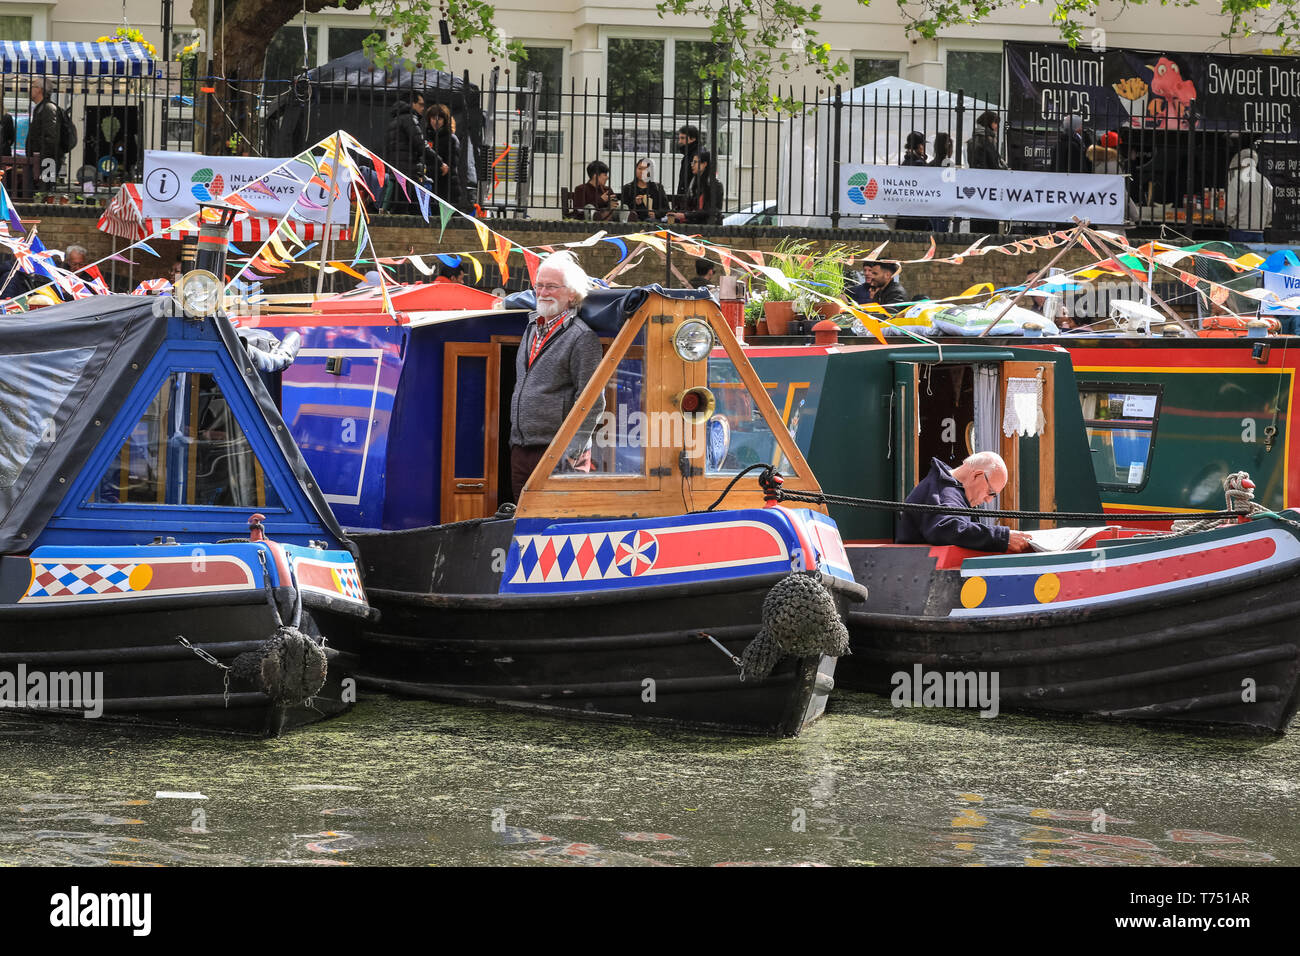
999 360 1056 529
441 343 501 522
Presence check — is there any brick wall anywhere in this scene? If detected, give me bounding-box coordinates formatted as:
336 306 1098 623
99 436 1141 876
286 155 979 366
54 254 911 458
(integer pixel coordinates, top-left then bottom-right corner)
18 203 1100 300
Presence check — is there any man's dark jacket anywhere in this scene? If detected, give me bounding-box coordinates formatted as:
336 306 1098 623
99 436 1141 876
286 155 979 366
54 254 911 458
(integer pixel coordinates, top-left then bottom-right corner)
895 458 1010 551
384 102 442 179
1054 131 1092 174
28 99 60 166
966 124 1005 170
847 275 908 306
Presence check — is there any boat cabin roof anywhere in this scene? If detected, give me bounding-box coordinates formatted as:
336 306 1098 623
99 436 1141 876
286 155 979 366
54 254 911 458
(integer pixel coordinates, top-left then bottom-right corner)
0 295 352 553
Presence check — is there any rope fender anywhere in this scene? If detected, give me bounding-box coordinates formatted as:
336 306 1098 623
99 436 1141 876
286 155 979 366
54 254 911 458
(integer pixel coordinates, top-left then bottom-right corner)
741 572 851 682
229 626 328 704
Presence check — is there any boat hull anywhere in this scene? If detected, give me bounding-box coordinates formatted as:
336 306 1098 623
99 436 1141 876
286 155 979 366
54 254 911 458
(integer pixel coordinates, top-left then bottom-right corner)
350 517 862 737
839 530 1300 733
0 591 360 736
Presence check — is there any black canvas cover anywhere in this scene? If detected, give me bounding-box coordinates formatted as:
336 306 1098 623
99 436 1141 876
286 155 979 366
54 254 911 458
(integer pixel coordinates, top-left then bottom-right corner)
0 296 354 557
0 296 166 553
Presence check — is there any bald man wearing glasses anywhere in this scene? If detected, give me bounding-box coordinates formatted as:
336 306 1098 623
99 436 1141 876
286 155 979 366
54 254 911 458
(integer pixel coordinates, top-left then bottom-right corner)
895 451 1032 553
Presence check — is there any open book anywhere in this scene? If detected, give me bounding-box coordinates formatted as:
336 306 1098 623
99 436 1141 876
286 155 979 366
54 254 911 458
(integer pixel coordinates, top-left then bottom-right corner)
1022 526 1117 553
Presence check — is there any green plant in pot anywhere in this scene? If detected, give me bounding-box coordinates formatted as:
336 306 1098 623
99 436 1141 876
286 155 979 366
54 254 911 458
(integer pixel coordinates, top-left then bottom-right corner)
763 238 813 335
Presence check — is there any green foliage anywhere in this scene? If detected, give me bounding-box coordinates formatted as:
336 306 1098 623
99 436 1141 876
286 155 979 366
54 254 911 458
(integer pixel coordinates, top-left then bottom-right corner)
278 0 1298 117
764 238 815 302
360 0 525 72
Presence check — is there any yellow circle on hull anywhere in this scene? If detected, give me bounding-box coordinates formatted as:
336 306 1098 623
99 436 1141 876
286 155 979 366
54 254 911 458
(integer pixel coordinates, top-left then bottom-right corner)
128 564 154 591
1034 572 1061 604
960 576 987 609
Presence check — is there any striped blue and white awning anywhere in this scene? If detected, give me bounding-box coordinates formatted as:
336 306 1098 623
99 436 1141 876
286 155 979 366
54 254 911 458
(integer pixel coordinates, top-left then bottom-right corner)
0 41 156 77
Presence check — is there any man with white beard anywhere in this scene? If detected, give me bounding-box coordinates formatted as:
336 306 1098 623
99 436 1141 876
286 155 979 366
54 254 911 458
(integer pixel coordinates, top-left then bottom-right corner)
508 251 605 500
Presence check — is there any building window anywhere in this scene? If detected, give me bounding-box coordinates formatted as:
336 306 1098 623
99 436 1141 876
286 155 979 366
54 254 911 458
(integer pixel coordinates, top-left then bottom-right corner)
517 45 562 114
327 27 373 62
607 38 663 115
265 24 318 83
854 57 900 88
0 16 30 42
946 50 1002 104
673 40 729 115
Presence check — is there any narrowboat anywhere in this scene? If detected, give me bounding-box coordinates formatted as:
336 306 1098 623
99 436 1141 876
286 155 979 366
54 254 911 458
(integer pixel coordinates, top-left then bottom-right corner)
242 285 864 736
740 334 1300 732
0 293 371 735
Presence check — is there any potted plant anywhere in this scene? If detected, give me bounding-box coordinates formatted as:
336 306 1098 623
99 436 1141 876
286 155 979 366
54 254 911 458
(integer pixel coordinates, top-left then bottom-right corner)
744 295 763 334
763 238 812 335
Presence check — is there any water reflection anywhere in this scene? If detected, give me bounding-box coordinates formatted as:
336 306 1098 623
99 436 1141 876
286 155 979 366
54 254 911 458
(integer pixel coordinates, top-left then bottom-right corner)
0 691 1292 867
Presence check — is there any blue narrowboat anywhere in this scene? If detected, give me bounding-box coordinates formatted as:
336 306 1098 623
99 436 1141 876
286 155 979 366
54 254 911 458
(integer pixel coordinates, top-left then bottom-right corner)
243 285 865 736
0 295 371 735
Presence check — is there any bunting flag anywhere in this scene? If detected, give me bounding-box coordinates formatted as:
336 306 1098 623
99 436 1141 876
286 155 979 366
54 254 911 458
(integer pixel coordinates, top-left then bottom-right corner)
920 237 936 261
136 241 160 258
329 261 366 281
523 249 542 286
491 233 511 283
373 155 386 188
409 255 436 276
437 199 455 241
474 219 490 251
601 236 629 262
416 188 431 223
464 254 483 283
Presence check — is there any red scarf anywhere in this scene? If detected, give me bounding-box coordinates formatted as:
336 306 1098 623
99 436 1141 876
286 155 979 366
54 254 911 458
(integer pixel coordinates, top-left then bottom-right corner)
528 309 569 367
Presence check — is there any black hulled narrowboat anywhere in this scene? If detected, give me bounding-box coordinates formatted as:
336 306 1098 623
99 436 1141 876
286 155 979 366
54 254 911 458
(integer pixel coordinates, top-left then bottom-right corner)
0 294 371 735
342 288 866 736
745 337 1300 732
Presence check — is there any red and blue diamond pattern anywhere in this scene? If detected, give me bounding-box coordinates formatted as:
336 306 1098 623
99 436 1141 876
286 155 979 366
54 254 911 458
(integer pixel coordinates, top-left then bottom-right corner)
515 531 628 584
28 561 135 598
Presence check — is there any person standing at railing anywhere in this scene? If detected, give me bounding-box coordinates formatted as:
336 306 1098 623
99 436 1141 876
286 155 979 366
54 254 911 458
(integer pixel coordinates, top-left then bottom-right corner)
675 125 700 202
385 90 445 207
928 133 955 233
901 131 928 166
620 158 668 222
426 103 461 207
1053 115 1093 174
666 150 723 226
1226 136 1274 240
966 110 1006 235
28 79 62 186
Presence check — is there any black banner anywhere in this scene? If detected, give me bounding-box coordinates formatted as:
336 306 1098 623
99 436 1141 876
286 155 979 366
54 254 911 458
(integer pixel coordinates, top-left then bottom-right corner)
1005 41 1300 135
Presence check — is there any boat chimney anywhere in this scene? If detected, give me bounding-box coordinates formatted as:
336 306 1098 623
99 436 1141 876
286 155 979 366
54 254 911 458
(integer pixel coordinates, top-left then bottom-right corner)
194 202 240 279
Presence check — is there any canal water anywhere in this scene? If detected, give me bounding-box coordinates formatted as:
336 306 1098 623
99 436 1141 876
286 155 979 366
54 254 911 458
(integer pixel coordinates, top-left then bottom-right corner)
0 693 1293 867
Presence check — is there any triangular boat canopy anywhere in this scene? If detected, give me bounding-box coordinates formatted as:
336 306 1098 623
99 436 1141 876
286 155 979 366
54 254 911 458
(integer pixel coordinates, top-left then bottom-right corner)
0 296 352 553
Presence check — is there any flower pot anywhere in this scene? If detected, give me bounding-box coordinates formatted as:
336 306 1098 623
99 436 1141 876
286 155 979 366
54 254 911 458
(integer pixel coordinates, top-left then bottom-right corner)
763 300 795 336
755 320 769 336
815 301 843 320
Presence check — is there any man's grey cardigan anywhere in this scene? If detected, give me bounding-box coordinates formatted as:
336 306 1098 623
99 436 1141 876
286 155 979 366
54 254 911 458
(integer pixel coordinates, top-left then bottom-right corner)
509 310 606 458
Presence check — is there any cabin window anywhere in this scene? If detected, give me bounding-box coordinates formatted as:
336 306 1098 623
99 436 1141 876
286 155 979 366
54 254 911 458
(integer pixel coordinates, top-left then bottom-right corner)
90 371 283 508
0 346 95 492
1079 386 1160 491
554 326 647 477
705 353 803 478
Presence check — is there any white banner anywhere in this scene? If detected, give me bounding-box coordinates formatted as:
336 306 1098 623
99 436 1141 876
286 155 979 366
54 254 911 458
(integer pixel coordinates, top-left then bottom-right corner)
1261 251 1300 316
840 165 1126 224
141 151 351 223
